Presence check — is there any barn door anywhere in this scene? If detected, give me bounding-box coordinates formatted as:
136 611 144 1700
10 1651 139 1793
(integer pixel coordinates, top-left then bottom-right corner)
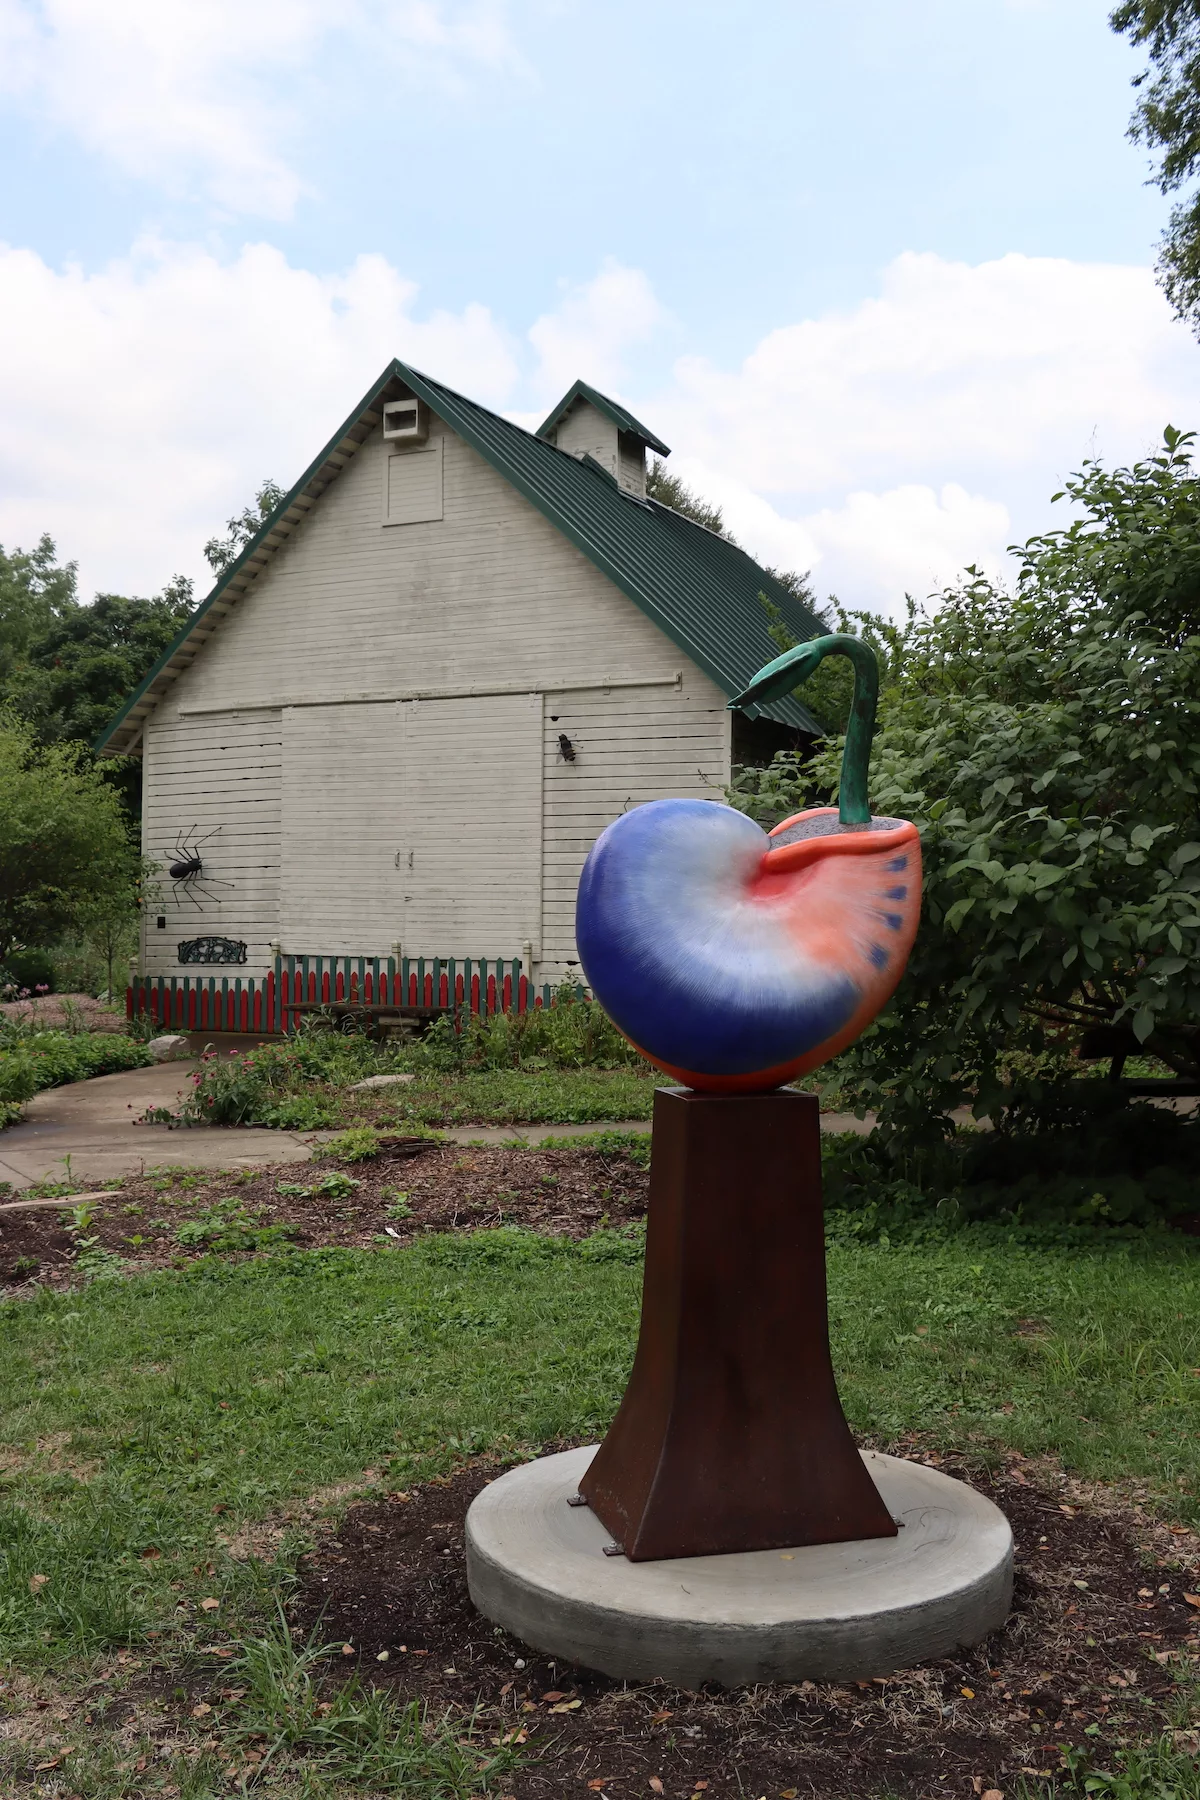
281 703 405 954
397 693 542 957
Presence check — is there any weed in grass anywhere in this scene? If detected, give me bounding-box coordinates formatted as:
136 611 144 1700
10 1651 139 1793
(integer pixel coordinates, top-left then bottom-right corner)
310 1173 360 1199
324 1128 381 1162
1021 1738 1200 1799
229 1602 525 1793
174 1202 294 1254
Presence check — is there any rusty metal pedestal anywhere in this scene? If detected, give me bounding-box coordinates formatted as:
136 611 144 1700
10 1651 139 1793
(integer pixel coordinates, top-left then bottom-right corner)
465 1086 1014 1684
579 1086 896 1560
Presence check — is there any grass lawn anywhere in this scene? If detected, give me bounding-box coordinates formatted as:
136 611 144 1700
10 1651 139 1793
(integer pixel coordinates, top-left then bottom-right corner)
0 1216 1197 1795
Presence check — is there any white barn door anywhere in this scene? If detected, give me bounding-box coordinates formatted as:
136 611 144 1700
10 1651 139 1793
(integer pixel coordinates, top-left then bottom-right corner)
280 694 541 958
281 703 406 954
399 692 541 956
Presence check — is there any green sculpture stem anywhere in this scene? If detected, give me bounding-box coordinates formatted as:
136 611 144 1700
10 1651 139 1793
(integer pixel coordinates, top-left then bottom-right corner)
811 634 877 827
728 632 880 827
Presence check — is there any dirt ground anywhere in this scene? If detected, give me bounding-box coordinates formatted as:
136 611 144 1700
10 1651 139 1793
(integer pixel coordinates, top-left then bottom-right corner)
0 993 128 1032
0 1138 651 1287
288 1453 1200 1800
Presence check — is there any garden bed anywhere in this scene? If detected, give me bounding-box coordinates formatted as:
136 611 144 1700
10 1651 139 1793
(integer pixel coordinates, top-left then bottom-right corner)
0 1137 652 1288
290 1450 1200 1800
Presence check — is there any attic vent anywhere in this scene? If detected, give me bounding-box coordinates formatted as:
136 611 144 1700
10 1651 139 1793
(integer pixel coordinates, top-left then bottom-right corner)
382 400 428 444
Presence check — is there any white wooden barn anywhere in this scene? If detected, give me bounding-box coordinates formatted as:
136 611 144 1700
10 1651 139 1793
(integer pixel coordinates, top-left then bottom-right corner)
99 362 823 997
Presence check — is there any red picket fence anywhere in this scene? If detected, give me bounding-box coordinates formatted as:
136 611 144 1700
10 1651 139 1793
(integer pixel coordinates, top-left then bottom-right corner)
126 953 574 1035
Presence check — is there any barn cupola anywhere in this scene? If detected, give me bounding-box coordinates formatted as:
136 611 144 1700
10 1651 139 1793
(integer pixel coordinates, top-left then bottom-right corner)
536 379 670 500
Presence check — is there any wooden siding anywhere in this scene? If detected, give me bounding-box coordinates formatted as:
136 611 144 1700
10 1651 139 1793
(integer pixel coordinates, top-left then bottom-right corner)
383 440 444 526
143 409 733 966
141 708 282 978
540 677 730 974
279 693 541 958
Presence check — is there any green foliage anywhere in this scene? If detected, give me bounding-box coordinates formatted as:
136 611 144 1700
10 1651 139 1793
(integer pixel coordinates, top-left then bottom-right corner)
1025 1737 1200 1800
414 985 641 1072
645 459 730 535
821 1101 1200 1236
1111 0 1200 334
0 946 56 993
228 1604 524 1793
733 432 1200 1138
203 478 287 576
8 581 195 752
174 1201 294 1254
754 593 910 737
0 534 195 825
0 713 137 964
0 1029 150 1108
324 1126 382 1161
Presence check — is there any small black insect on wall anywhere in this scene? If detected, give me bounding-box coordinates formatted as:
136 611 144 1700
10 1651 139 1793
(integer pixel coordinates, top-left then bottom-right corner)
165 826 234 909
178 937 248 966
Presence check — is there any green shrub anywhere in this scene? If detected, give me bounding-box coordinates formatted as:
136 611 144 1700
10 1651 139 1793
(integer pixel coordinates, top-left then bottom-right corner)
413 983 639 1072
0 1030 150 1109
0 947 56 994
821 1100 1200 1237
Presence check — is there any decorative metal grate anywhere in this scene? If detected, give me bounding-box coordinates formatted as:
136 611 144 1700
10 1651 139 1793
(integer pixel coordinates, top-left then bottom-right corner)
178 936 248 966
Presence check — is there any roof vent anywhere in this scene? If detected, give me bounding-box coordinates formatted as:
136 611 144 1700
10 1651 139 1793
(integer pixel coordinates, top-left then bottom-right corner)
382 398 429 444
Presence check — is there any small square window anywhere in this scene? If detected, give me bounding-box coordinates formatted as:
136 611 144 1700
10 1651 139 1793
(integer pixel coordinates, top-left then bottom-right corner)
156 916 166 929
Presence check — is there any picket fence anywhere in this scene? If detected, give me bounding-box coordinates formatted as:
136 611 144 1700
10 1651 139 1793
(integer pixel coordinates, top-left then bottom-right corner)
126 953 570 1036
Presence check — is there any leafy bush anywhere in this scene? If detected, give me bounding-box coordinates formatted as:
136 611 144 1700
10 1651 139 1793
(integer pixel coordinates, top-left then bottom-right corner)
0 1029 150 1108
734 431 1200 1143
821 1100 1200 1236
174 1030 388 1127
0 948 55 993
413 983 640 1072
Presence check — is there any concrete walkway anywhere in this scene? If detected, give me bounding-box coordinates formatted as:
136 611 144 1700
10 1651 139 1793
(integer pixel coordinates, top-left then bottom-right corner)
0 1064 887 1190
0 1062 323 1190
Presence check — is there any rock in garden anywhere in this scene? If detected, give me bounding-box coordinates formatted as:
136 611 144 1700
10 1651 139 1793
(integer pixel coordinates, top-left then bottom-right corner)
348 1073 416 1090
147 1034 193 1063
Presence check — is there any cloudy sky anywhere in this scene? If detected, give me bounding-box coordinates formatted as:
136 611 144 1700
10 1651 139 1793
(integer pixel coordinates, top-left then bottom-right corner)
1 0 1198 614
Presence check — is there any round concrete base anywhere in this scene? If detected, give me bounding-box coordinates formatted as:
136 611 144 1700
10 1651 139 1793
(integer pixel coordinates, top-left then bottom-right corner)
466 1446 1013 1686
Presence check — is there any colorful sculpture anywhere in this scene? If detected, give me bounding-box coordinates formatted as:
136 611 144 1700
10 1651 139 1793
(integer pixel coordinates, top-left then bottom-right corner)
575 635 921 1092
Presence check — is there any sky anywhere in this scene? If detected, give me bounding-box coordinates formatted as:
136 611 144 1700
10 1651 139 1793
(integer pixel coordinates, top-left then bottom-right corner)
1 0 1199 616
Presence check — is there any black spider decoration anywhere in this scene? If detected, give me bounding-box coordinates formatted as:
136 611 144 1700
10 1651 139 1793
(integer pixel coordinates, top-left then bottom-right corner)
557 733 576 762
164 826 233 909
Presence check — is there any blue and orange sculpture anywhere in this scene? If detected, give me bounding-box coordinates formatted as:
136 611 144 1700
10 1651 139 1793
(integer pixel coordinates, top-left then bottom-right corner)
576 634 921 1091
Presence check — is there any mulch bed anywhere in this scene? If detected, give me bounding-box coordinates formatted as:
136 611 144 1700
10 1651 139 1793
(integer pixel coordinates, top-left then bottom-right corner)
0 993 127 1032
290 1453 1200 1800
0 1140 650 1288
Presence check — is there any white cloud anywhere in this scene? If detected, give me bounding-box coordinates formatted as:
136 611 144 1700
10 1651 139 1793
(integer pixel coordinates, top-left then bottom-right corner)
0 0 522 217
2 239 1199 616
0 237 519 595
528 261 666 401
652 252 1200 609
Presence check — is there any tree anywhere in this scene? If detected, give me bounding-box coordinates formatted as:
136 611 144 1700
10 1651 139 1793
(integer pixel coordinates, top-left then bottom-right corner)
1111 0 1200 329
11 578 195 749
645 461 731 537
732 430 1200 1135
0 714 135 965
203 478 286 575
0 535 77 670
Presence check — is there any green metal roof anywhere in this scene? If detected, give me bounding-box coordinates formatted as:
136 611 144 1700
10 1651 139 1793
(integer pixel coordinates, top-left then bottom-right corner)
536 378 671 457
97 360 824 754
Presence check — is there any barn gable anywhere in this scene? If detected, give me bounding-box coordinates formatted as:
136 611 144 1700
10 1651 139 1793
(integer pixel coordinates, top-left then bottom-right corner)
108 361 827 986
97 360 823 758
